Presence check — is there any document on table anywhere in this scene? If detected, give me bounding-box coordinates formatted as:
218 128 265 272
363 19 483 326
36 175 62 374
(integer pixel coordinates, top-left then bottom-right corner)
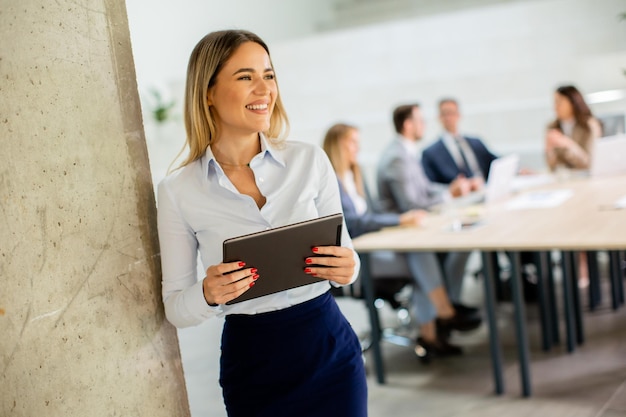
600 194 626 210
506 189 573 210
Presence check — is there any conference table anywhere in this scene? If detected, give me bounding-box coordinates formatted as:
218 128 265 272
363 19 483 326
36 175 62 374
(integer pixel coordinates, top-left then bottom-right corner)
351 173 626 397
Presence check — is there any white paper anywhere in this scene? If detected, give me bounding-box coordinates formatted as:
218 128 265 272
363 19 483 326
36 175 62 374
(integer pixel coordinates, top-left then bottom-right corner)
506 189 573 210
614 195 626 209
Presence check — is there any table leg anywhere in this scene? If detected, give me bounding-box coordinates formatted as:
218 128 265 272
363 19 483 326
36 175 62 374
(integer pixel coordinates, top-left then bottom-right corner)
561 251 577 352
587 251 601 310
569 252 584 346
609 251 623 310
509 251 532 397
545 251 560 345
534 251 552 352
480 251 505 395
358 252 386 384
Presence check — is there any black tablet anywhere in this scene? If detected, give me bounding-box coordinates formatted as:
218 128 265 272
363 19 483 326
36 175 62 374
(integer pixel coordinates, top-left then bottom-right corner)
223 213 343 305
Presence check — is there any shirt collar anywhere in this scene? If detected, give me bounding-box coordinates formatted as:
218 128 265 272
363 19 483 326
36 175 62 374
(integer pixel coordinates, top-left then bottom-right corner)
442 131 461 143
396 134 420 158
202 132 285 178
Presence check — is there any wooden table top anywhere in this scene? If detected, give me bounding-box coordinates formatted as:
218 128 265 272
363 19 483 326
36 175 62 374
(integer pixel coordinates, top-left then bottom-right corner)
352 174 626 252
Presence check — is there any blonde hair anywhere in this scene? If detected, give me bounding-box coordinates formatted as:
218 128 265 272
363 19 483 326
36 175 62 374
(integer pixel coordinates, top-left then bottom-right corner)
322 123 364 196
174 30 289 170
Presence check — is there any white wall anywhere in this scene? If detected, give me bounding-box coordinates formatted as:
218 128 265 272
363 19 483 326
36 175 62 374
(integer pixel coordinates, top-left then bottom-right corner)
272 0 626 177
125 0 335 183
127 0 626 186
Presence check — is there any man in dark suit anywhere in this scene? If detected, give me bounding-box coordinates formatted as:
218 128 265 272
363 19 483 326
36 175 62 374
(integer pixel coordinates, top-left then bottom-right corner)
422 98 538 302
422 98 497 186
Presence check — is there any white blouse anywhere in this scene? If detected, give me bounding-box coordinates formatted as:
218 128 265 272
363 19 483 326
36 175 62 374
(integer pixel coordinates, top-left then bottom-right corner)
342 170 368 216
157 134 359 327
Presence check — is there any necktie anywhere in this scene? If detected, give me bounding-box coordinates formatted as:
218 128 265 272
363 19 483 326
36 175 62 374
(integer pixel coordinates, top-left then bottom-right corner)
454 137 474 177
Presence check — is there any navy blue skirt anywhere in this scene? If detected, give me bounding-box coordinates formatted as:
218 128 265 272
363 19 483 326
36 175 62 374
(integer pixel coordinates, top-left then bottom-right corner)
219 291 367 417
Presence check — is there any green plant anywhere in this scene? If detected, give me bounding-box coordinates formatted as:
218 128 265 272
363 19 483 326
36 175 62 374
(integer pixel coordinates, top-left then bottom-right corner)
149 88 175 123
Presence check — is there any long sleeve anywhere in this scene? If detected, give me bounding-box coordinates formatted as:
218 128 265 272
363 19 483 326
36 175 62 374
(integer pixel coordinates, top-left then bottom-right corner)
550 118 602 170
157 178 223 328
385 155 441 212
314 149 361 285
339 178 401 238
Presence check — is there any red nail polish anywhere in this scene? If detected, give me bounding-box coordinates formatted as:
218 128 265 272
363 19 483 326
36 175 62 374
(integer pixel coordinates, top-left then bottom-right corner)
253 274 259 280
312 247 319 253
249 281 255 287
238 262 246 267
304 268 312 273
250 268 258 274
305 258 313 264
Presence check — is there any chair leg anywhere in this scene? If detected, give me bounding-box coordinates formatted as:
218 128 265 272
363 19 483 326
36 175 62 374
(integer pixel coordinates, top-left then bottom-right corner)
358 253 386 384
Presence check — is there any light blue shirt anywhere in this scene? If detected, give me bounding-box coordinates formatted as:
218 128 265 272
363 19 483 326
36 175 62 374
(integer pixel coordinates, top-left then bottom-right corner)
157 134 359 327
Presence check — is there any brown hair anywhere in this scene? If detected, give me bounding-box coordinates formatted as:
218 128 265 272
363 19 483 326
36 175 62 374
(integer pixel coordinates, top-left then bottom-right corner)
555 85 593 132
392 104 419 134
174 30 289 170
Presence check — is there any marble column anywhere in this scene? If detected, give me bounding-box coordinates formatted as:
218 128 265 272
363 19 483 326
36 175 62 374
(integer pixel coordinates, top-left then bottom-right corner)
0 1 191 416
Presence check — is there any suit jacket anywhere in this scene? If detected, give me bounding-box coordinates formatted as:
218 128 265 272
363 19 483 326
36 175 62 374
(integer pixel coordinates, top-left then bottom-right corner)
422 136 498 184
376 137 444 213
338 175 400 238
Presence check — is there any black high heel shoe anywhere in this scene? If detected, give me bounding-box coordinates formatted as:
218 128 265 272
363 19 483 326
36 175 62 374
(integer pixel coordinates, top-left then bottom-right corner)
414 336 463 364
436 310 482 338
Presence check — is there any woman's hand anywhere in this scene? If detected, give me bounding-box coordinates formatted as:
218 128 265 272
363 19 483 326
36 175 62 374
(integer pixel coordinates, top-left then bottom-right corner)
399 209 427 227
202 262 259 305
546 129 569 151
303 246 356 286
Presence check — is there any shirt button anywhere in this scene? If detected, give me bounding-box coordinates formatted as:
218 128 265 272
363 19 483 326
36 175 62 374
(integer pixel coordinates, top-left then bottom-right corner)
259 177 264 183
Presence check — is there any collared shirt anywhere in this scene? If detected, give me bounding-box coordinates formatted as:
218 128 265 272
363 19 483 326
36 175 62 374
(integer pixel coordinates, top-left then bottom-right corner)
157 134 359 328
400 136 420 159
341 170 367 216
560 118 575 138
441 132 484 179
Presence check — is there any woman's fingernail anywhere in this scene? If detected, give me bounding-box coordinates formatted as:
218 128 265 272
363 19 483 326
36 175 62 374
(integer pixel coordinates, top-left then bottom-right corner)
249 281 255 287
305 258 313 264
250 268 258 274
238 262 246 267
253 274 259 280
304 268 312 273
312 247 319 253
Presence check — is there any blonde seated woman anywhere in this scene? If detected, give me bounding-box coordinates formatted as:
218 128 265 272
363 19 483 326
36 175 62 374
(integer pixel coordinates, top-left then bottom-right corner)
323 123 481 361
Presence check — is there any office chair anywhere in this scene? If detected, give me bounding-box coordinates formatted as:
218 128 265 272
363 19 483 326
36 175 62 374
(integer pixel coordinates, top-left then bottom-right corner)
332 250 416 351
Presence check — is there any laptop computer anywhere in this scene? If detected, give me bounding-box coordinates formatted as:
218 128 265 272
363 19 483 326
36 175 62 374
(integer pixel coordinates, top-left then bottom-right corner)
484 154 520 203
222 213 343 305
450 153 520 206
589 134 626 177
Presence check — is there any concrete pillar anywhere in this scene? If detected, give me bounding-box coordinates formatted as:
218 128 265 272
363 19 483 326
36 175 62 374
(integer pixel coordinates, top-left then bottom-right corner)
0 1 191 416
